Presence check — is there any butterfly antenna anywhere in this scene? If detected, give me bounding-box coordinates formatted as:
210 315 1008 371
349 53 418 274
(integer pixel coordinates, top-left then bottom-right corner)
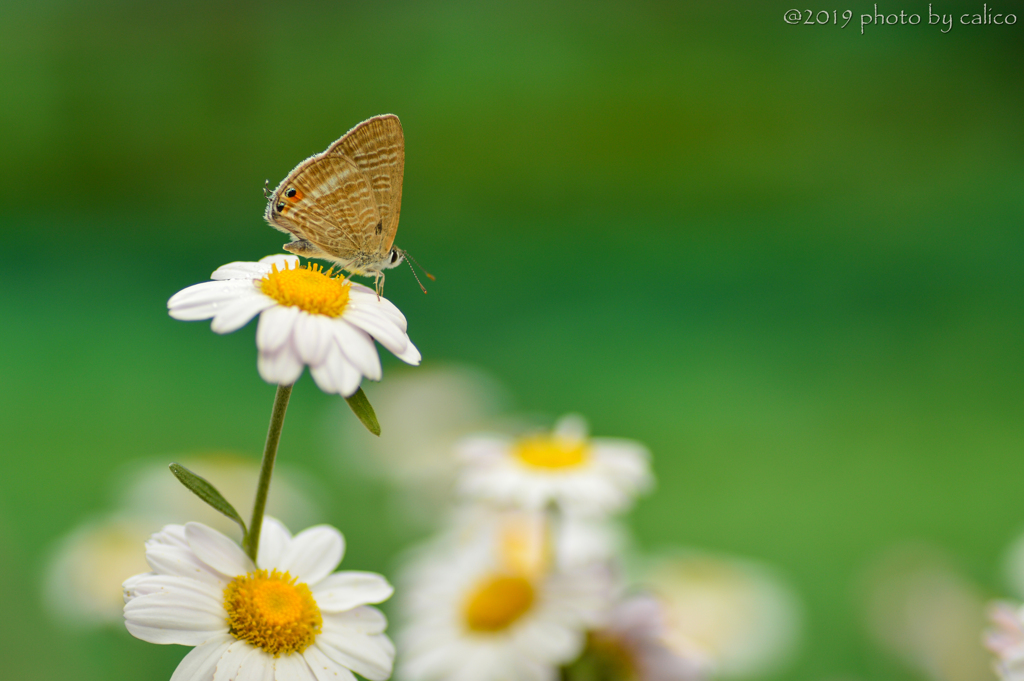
400 250 435 294
404 250 436 282
262 179 270 199
405 258 429 294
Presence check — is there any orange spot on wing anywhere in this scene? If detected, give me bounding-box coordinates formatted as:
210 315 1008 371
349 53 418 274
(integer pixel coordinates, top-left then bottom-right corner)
290 189 304 201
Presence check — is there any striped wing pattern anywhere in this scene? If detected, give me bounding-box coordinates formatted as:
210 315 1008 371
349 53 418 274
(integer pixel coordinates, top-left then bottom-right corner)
327 115 405 254
265 114 405 270
282 155 380 257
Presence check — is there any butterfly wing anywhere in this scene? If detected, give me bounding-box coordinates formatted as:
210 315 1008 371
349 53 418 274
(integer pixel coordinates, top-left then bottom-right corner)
326 114 405 256
265 153 381 265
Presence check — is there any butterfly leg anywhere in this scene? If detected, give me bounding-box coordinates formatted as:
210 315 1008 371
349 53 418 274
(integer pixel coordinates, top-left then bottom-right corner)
374 272 384 300
337 261 358 284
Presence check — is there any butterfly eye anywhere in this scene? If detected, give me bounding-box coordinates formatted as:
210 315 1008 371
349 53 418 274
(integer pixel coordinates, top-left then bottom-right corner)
286 188 297 198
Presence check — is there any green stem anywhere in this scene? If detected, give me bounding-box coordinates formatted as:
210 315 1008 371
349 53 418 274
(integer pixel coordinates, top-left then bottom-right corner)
243 383 293 562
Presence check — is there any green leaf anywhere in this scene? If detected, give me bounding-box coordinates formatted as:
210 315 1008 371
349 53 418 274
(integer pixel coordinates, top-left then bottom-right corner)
168 463 248 536
345 387 381 436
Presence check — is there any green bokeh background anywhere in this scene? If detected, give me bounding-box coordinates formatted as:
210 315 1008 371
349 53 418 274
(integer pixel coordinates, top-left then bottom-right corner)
1 1 1022 679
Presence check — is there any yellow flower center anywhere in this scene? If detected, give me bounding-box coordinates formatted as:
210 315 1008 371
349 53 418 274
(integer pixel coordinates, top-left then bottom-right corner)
514 435 589 469
463 575 536 632
223 569 322 656
260 262 350 317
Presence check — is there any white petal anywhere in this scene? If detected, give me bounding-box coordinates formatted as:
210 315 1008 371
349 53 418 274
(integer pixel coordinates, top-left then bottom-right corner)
308 350 337 394
277 526 345 586
348 282 374 294
257 305 300 353
123 574 223 603
302 645 358 681
514 619 582 664
322 607 388 635
346 292 408 331
213 641 261 681
143 549 224 589
211 295 276 334
147 523 190 549
185 522 254 578
294 313 332 366
168 281 261 321
169 634 237 679
330 321 381 381
341 309 409 356
238 648 276 681
142 527 228 587
123 572 152 601
275 654 316 681
256 517 292 570
313 573 393 612
211 261 269 281
310 342 361 397
553 414 589 440
258 343 305 386
392 336 421 366
313 631 395 681
170 634 236 681
169 279 255 307
124 592 227 645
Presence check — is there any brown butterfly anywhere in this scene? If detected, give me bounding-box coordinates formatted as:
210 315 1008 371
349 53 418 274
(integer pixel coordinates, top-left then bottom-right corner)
264 114 426 294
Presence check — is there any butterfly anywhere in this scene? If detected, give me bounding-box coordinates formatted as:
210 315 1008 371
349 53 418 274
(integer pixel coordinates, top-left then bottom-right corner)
264 114 427 294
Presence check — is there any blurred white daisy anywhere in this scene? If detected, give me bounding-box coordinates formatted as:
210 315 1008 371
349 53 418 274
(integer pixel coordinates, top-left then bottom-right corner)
864 545 993 681
987 602 1024 681
583 595 710 681
123 517 395 681
45 515 158 628
44 453 318 628
457 415 652 517
396 511 613 681
168 254 420 396
643 552 801 680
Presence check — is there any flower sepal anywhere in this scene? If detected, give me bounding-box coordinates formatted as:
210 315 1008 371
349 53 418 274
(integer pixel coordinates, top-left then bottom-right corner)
345 387 381 436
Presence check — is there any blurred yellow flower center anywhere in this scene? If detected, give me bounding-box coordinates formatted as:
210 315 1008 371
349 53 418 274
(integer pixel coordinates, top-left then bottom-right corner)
223 569 322 656
515 436 589 469
260 262 350 317
463 575 535 632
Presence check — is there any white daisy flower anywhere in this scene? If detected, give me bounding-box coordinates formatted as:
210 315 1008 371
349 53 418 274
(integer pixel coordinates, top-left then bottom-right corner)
123 517 395 681
46 515 157 628
396 512 613 681
167 254 420 396
864 545 991 681
457 415 653 517
644 552 801 680
987 602 1024 681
